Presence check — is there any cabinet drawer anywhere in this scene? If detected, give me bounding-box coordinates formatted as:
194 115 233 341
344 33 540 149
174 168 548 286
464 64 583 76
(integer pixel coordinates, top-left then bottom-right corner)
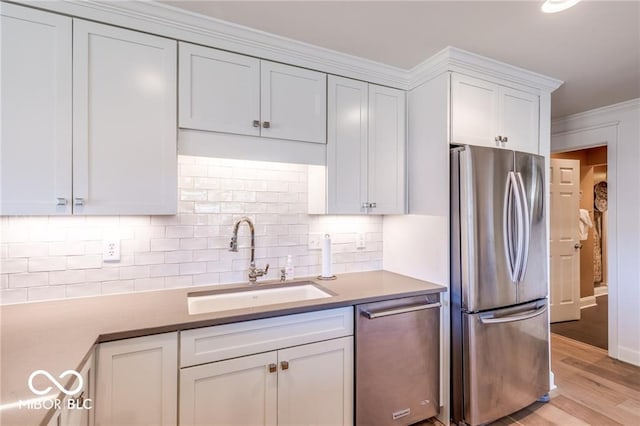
180 307 353 367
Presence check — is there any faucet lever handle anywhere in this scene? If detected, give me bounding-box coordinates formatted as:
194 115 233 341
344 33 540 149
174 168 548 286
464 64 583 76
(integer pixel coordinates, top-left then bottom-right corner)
264 263 270 274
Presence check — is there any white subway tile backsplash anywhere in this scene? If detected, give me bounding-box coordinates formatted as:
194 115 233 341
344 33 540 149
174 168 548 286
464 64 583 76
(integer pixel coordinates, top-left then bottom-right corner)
0 156 382 304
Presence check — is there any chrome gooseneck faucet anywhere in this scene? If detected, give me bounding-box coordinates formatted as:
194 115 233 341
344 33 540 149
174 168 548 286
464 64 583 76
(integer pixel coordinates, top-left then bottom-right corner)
229 216 269 283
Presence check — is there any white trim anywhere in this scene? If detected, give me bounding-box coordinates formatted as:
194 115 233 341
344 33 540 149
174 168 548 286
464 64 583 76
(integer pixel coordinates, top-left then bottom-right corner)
553 98 640 126
551 118 619 361
14 1 563 95
618 346 640 367
580 296 597 310
594 286 608 297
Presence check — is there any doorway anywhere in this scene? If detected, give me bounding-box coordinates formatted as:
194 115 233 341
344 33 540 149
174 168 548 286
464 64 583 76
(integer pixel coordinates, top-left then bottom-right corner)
550 146 608 350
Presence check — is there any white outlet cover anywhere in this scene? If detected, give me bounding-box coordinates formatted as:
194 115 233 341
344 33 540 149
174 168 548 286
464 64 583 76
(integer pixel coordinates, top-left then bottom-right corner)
356 233 366 249
308 233 322 250
103 239 121 262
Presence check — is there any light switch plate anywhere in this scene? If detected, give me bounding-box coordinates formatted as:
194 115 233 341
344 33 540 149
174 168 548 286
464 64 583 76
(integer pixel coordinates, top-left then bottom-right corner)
103 239 120 262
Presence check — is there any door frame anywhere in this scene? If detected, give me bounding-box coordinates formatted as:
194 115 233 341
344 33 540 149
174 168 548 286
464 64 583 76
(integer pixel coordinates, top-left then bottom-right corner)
550 122 617 358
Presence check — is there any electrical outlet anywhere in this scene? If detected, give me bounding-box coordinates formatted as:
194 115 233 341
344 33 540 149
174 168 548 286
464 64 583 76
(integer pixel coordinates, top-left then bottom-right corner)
356 233 366 249
308 233 322 250
103 239 120 262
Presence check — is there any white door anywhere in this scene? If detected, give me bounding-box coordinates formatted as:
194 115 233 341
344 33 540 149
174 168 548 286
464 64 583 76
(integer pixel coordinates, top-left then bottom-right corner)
367 84 406 214
95 333 178 426
450 73 499 148
549 159 581 322
178 42 260 136
260 61 326 143
73 20 177 215
0 3 72 215
278 337 353 426
499 87 539 154
179 352 278 426
326 76 368 214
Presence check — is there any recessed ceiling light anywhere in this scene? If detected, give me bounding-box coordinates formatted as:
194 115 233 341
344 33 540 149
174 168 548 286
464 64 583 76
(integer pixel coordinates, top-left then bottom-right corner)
541 0 581 13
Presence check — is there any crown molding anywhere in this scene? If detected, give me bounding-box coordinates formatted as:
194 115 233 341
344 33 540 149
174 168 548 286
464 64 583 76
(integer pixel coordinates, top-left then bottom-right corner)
9 1 564 94
552 98 640 127
408 46 564 92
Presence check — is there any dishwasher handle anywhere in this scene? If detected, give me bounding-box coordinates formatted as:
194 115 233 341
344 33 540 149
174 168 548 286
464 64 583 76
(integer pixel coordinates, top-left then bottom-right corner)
362 302 441 319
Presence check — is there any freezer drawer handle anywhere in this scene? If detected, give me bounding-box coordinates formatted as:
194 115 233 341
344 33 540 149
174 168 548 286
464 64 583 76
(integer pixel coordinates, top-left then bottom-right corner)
363 302 441 319
479 304 547 324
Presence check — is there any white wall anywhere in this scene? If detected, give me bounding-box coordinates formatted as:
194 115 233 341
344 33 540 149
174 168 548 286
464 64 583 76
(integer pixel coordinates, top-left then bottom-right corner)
551 98 640 366
0 156 383 304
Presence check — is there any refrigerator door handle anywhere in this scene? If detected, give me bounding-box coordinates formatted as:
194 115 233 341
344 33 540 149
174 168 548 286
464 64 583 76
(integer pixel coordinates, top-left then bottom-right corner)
510 171 525 283
503 173 516 282
515 172 531 282
479 304 547 324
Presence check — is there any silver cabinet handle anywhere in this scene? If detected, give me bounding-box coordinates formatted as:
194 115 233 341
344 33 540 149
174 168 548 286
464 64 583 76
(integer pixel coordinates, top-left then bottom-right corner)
480 304 547 324
369 202 376 208
361 202 369 210
252 120 260 128
495 135 502 142
574 242 583 249
56 198 67 206
503 136 508 142
363 302 441 319
262 121 270 129
74 197 85 206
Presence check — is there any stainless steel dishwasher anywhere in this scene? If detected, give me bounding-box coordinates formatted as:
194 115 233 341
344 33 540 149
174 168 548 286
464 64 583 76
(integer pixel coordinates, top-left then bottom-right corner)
355 294 441 425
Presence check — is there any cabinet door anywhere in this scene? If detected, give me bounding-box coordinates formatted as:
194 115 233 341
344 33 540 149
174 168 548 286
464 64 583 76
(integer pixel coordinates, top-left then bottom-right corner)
179 42 260 136
180 352 278 426
95 333 178 426
0 3 72 215
326 76 368 214
499 87 539 154
278 337 353 426
73 20 177 215
260 61 326 144
61 352 94 426
450 73 499 147
367 84 406 214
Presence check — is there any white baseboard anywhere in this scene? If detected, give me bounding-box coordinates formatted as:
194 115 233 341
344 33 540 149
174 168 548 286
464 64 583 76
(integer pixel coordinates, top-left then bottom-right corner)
580 295 597 309
594 285 608 297
618 346 640 367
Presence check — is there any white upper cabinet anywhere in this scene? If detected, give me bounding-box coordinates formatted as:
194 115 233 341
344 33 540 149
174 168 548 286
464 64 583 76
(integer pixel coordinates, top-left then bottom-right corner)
367 84 406 214
178 42 327 144
179 42 260 136
450 73 540 154
73 20 177 215
260 61 326 143
323 76 406 215
326 77 368 214
0 4 72 215
500 86 539 153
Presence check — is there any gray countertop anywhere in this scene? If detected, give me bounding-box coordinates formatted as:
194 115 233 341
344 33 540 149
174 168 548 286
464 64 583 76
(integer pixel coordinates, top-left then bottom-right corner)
0 270 445 425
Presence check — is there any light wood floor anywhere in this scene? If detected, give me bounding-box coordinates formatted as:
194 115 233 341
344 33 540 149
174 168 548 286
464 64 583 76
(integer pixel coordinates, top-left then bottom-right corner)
490 333 640 425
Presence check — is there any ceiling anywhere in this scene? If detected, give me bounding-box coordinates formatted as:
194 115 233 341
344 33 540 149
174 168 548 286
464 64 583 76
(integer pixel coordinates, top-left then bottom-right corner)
161 1 640 118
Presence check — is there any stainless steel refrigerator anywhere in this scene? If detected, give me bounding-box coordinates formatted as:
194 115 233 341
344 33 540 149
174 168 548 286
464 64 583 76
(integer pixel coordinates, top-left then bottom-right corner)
450 145 550 426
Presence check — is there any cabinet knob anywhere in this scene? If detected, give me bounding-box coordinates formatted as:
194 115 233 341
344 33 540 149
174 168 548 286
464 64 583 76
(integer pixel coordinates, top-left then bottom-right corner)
361 202 369 211
268 363 277 373
253 120 260 128
369 202 376 208
502 136 508 143
56 198 68 206
74 197 85 206
262 121 271 129
280 361 289 371
495 135 503 142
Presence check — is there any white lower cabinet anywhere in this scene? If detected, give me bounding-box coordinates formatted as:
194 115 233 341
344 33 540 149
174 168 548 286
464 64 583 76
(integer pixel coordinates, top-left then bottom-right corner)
60 352 95 426
95 333 178 426
179 337 353 426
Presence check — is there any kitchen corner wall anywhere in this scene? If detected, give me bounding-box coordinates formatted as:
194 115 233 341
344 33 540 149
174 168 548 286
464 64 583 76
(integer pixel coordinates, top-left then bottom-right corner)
0 156 382 305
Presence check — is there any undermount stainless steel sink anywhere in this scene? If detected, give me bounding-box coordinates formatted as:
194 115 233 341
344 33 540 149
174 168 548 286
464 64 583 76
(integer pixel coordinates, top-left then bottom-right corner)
187 281 334 315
